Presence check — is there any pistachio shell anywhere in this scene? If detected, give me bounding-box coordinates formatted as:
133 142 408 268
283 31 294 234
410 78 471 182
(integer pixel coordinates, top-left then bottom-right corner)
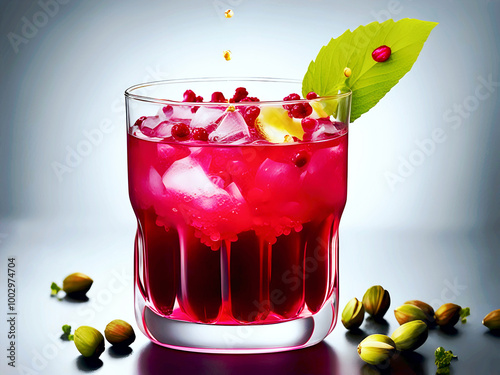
342 298 365 330
434 303 461 328
483 309 500 330
104 319 136 347
404 300 435 323
62 272 93 295
391 320 428 351
74 326 104 358
357 334 396 365
362 285 391 320
394 304 428 325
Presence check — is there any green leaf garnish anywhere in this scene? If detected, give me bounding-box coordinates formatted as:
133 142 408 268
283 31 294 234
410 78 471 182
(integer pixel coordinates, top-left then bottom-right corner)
302 18 438 122
435 346 457 374
61 324 74 341
51 282 62 296
460 307 470 323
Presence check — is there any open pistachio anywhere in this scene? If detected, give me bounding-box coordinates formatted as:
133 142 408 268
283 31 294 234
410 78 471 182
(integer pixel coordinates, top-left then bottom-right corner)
342 298 365 330
362 285 390 320
391 320 428 351
404 300 435 323
394 304 428 325
357 334 396 365
74 326 105 358
434 303 461 328
482 309 500 331
62 272 93 296
105 319 136 347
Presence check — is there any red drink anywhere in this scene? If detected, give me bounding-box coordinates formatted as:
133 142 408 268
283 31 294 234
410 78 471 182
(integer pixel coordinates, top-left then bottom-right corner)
126 79 351 353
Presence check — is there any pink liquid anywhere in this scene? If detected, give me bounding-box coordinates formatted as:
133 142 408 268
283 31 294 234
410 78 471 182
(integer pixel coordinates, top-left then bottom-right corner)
128 130 347 325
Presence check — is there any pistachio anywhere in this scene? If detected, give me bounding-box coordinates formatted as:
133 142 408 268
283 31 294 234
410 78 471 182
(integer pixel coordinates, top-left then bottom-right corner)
482 309 500 331
434 303 461 328
341 297 365 330
404 300 435 323
391 320 428 351
394 304 428 325
62 272 93 296
362 285 390 320
357 334 396 365
104 319 136 347
74 326 105 358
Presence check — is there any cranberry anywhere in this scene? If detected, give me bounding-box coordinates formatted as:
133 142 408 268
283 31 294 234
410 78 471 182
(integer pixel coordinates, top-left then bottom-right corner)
283 93 301 111
211 92 226 103
243 106 260 127
171 123 191 140
301 117 317 132
306 91 318 100
134 116 146 127
372 45 391 62
232 87 248 102
183 90 196 102
195 96 203 102
293 151 309 168
241 96 260 102
192 127 209 141
290 103 312 118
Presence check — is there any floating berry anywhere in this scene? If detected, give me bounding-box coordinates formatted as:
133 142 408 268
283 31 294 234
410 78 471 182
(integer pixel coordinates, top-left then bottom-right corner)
283 93 301 111
293 151 310 168
211 92 226 103
192 127 209 141
290 103 312 118
223 50 232 61
232 87 248 102
241 96 260 102
243 106 260 127
183 90 196 102
306 91 318 100
301 117 317 132
344 67 352 77
134 116 146 127
171 123 191 140
372 45 391 62
225 9 234 18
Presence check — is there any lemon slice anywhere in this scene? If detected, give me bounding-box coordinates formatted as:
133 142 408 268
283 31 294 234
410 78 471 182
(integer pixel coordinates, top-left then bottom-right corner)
256 107 304 143
311 98 339 118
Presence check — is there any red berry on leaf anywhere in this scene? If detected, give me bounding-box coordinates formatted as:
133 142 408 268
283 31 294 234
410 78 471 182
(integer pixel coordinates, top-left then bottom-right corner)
372 45 391 62
171 123 191 140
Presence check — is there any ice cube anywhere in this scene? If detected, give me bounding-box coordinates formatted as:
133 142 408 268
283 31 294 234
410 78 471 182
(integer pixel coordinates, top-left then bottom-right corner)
209 111 251 143
310 119 343 141
139 116 161 136
190 107 224 129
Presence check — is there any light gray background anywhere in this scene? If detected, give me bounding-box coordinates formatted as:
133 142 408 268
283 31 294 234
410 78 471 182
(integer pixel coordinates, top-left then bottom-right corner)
1 0 499 374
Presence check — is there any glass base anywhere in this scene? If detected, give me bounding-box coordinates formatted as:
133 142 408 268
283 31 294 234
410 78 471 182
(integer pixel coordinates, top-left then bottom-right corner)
135 285 337 354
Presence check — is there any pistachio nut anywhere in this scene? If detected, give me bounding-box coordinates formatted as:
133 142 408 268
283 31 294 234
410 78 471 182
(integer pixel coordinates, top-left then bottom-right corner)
394 304 428 325
74 326 105 358
341 298 365 330
62 272 93 295
434 303 461 328
104 319 136 347
362 285 391 320
357 334 396 365
391 320 428 351
404 300 435 323
482 309 500 331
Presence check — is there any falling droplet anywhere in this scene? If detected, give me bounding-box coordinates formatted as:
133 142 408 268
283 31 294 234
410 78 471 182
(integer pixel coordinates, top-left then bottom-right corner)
224 9 234 18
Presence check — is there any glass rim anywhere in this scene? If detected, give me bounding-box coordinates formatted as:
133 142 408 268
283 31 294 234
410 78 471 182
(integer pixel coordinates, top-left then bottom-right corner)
125 77 352 106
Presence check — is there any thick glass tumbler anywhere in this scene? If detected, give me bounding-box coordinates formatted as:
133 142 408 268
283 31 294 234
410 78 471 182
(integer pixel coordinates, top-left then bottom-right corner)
125 78 351 353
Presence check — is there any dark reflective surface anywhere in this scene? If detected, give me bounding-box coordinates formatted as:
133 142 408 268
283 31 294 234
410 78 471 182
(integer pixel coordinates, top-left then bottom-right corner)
138 342 339 375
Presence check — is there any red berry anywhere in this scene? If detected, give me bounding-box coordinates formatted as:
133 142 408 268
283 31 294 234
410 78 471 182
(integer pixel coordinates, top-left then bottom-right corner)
241 96 260 102
195 96 203 102
283 93 301 111
291 104 310 118
301 117 317 132
192 127 209 141
232 87 248 102
134 116 146 127
183 90 196 102
211 92 226 103
304 103 312 116
243 106 260 127
293 151 309 168
372 45 391 62
171 123 191 140
306 91 318 100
